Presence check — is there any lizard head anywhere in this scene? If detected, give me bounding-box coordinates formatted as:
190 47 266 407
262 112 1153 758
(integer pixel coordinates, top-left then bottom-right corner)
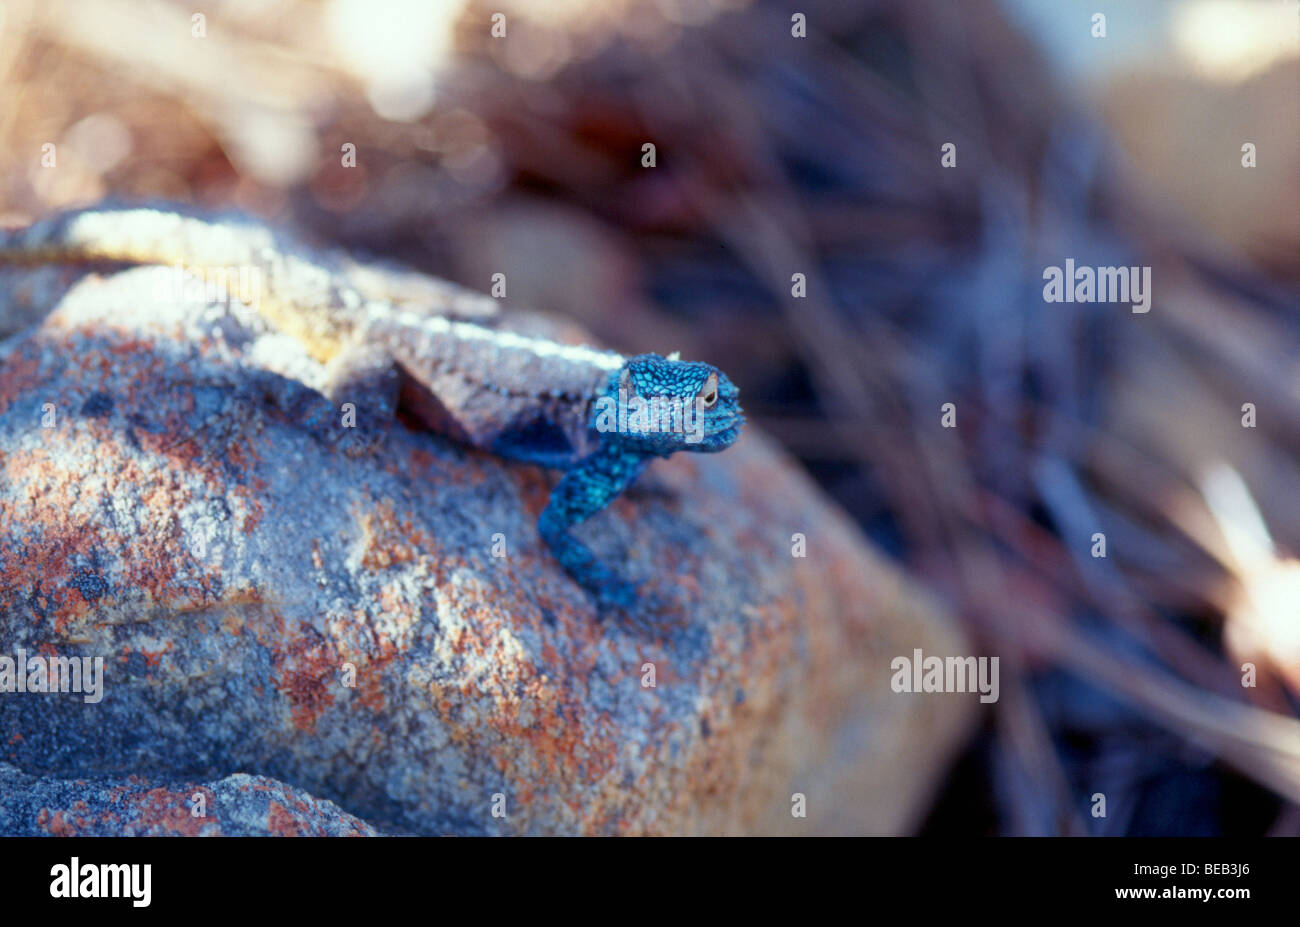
595 353 745 455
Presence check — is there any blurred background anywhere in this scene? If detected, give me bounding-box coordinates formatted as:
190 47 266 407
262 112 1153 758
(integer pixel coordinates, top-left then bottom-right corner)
1 0 1298 834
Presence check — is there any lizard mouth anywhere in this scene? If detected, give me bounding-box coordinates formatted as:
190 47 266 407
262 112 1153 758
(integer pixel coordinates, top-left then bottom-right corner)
709 417 744 447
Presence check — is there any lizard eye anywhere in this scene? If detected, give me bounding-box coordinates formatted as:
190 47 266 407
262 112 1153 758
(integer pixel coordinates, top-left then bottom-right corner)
699 374 718 409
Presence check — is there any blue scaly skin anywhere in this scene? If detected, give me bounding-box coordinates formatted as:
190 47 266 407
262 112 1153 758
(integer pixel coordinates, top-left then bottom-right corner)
536 355 744 610
0 205 745 613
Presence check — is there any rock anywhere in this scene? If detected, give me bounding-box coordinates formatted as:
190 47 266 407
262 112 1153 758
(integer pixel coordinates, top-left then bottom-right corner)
0 251 975 835
0 763 380 836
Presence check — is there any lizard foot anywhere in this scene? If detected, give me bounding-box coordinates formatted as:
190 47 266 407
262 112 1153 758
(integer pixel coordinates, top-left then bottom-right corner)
326 415 393 458
592 579 678 635
319 341 401 457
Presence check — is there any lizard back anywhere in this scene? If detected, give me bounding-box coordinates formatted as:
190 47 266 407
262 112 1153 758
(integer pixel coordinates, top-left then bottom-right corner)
363 305 625 470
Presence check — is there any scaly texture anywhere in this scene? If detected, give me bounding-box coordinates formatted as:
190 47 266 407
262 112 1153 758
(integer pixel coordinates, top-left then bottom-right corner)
0 204 745 612
0 264 975 833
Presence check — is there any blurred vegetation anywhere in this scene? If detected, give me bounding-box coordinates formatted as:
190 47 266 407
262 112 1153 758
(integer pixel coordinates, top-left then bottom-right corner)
2 0 1299 834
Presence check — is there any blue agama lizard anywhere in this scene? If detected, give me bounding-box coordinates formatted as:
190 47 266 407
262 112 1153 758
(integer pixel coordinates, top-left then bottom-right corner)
0 205 745 612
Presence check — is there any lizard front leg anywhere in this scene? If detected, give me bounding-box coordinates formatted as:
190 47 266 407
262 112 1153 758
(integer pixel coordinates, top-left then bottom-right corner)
537 441 650 611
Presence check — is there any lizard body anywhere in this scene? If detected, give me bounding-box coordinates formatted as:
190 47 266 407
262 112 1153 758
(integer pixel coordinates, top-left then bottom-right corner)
0 205 745 611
